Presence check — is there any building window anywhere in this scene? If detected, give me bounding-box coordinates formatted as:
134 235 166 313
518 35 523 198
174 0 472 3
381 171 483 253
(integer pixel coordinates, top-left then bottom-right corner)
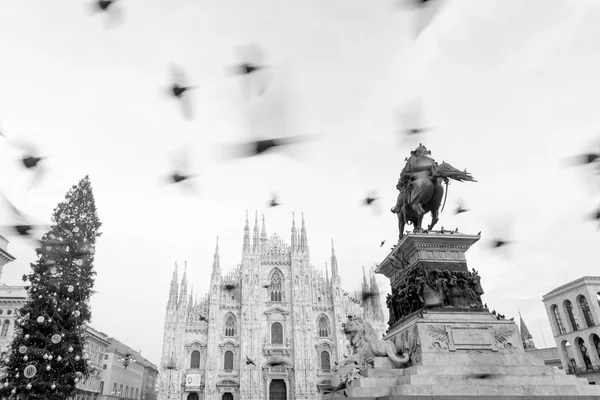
577 338 593 369
565 300 579 331
321 351 331 371
224 314 236 337
135 388 138 399
578 295 595 328
593 334 600 361
103 364 107 369
104 354 109 360
222 393 233 400
125 386 129 397
271 322 283 344
552 305 566 334
0 320 9 337
224 350 233 370
100 381 104 394
112 383 117 395
190 350 200 369
270 270 283 302
188 394 200 400
317 315 330 337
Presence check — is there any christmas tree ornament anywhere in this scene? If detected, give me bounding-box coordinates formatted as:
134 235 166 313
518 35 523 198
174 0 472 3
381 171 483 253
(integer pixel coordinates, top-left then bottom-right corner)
26 383 31 389
22 356 28 361
45 365 50 371
18 346 27 354
68 347 73 353
57 355 62 361
60 213 66 219
51 383 56 389
37 316 44 323
73 227 79 233
67 286 74 293
74 355 80 361
23 365 36 378
51 334 61 344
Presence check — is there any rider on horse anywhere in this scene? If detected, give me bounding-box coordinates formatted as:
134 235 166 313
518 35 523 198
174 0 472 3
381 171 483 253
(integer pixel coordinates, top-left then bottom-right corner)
392 144 476 241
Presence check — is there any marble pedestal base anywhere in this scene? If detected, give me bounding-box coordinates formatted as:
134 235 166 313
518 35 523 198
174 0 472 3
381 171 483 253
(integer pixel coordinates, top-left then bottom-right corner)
324 311 600 399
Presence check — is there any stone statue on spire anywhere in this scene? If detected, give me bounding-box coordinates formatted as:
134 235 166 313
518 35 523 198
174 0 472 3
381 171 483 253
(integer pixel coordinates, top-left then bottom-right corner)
391 144 476 241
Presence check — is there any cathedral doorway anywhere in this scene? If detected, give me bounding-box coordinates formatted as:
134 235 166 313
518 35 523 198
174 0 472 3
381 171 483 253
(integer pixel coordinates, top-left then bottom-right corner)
222 393 233 400
187 394 200 400
269 379 286 400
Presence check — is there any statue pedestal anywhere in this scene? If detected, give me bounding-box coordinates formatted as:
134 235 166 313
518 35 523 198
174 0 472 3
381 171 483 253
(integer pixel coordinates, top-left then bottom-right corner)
325 232 600 399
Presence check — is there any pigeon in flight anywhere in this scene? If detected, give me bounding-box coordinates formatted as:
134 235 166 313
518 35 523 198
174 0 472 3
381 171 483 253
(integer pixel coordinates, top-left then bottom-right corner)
230 43 271 98
0 194 49 241
268 194 280 208
245 356 256 366
168 64 197 120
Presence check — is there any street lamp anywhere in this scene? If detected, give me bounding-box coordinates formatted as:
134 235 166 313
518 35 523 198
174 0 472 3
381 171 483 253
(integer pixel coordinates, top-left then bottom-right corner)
117 352 136 399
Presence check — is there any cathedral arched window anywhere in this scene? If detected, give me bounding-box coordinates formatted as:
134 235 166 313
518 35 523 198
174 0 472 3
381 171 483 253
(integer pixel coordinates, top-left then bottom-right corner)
0 320 9 337
321 351 331 371
578 295 595 328
552 305 566 335
317 315 330 337
270 270 283 302
188 394 200 400
564 300 579 331
190 350 200 369
271 322 283 344
224 314 236 337
224 350 233 370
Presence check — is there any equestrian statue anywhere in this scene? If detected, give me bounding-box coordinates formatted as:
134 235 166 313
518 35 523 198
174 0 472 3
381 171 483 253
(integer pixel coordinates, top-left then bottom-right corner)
391 144 476 241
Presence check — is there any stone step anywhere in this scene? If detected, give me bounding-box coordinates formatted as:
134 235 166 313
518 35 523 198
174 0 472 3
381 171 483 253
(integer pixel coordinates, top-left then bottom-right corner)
389 383 600 397
362 368 406 378
396 373 581 386
419 352 545 367
404 364 557 376
346 386 391 398
348 377 399 388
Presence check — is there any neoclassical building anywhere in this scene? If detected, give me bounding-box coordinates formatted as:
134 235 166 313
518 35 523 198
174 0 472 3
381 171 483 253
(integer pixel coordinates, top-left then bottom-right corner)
157 213 386 400
542 276 600 385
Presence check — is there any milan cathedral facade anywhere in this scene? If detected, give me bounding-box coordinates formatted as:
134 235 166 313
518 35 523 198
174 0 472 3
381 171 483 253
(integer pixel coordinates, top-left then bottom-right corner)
157 212 386 400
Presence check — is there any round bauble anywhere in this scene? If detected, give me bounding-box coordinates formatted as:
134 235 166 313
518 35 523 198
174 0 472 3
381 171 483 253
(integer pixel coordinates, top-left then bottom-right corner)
26 383 31 390
51 383 56 389
23 365 36 378
19 346 27 354
68 346 73 352
51 334 61 344
37 316 45 323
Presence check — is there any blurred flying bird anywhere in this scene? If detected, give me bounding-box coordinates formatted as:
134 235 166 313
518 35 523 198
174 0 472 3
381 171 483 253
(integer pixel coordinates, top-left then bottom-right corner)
164 148 200 196
11 140 46 189
0 194 49 241
380 240 385 247
90 0 123 28
225 134 316 159
245 356 256 366
410 0 444 39
268 194 280 208
168 64 196 120
223 283 237 291
454 201 469 215
199 314 207 322
363 191 379 206
230 43 271 98
491 238 511 248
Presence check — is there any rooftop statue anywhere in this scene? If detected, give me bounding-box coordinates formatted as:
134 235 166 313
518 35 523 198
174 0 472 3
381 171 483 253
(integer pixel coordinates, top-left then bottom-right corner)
391 144 476 241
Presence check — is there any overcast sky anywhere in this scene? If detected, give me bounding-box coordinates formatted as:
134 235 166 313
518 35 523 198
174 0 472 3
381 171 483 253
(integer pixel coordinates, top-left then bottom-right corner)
2 0 600 364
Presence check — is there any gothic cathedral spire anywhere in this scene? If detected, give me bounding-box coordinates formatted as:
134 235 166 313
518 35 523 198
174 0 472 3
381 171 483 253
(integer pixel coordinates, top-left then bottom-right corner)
179 262 188 307
300 212 308 251
291 212 298 252
243 210 251 254
212 236 220 274
253 211 260 251
330 239 339 278
167 262 179 309
261 213 268 254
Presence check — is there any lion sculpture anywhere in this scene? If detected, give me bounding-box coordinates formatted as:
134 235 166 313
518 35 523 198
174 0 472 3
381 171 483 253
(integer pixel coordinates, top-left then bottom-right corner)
339 315 409 367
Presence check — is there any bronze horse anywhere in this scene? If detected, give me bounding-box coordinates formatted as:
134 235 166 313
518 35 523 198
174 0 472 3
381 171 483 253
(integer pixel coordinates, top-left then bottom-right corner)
391 173 445 241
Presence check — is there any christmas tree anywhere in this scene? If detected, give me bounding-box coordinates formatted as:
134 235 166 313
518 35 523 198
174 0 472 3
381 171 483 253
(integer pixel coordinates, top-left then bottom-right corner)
0 176 102 399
